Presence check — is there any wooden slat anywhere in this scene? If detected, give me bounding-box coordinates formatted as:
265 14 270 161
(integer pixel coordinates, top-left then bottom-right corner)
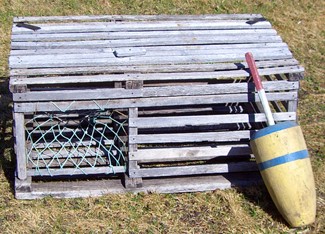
10 35 282 50
10 66 304 89
131 130 252 144
130 112 296 129
138 123 255 133
11 47 289 60
14 92 298 113
10 58 300 76
131 162 258 178
27 166 125 176
9 52 292 69
29 147 118 160
131 145 252 162
14 113 27 180
30 138 114 149
10 47 289 64
11 28 278 42
12 20 272 35
126 80 143 188
115 46 288 57
141 80 298 96
10 42 287 56
13 88 141 102
138 105 245 116
15 172 263 199
10 47 288 63
29 157 112 168
13 14 264 23
12 80 299 102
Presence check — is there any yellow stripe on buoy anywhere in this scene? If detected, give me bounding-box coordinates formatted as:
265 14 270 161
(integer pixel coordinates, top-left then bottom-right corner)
250 121 316 227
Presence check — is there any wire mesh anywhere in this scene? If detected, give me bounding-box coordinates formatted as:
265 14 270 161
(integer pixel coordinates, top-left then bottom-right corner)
25 109 128 176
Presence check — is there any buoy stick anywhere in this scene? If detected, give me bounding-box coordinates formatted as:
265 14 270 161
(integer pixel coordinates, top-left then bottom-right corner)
245 52 275 126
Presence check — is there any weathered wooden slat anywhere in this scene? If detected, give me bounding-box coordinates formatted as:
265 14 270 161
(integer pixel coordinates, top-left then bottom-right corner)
138 105 245 116
25 117 115 129
30 138 115 149
15 172 262 199
139 122 255 133
131 145 252 162
125 80 143 188
10 47 289 64
131 130 253 144
10 58 300 76
9 51 292 69
116 48 290 60
141 80 298 97
12 80 299 102
12 20 272 35
130 162 258 178
11 29 278 42
27 125 115 137
115 47 289 58
26 120 115 131
10 47 290 65
14 92 298 113
13 88 141 101
10 42 287 55
29 157 111 168
130 112 296 129
14 113 27 180
10 35 283 51
13 14 264 23
27 166 125 177
10 69 301 91
29 147 118 160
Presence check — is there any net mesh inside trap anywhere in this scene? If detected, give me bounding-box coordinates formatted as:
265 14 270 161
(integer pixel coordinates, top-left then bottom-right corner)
25 110 128 176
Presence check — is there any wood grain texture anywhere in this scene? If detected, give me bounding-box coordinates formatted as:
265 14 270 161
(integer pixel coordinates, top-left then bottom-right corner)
12 80 299 102
10 35 283 50
130 112 296 129
130 145 252 162
14 92 298 113
10 67 303 88
27 166 125 177
9 51 291 69
15 172 262 199
125 80 143 188
130 162 258 178
13 14 264 23
10 42 287 56
11 29 277 42
13 113 27 180
11 20 272 35
10 58 300 76
130 130 253 144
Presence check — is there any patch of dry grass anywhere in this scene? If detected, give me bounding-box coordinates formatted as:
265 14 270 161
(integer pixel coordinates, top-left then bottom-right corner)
0 0 324 233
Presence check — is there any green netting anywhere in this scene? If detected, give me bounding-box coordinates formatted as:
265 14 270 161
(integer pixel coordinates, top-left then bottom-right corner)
25 110 127 176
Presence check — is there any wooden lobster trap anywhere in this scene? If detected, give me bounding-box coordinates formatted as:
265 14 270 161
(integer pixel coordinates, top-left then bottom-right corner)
9 14 303 199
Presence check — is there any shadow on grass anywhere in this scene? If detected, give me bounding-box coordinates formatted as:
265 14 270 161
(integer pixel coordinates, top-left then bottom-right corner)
216 171 288 225
0 78 15 193
235 183 288 226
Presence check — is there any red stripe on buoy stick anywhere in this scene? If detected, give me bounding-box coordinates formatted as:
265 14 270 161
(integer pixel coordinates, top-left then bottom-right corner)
245 52 275 126
245 52 263 91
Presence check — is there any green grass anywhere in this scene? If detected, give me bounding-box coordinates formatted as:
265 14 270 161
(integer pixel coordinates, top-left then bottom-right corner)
0 0 324 233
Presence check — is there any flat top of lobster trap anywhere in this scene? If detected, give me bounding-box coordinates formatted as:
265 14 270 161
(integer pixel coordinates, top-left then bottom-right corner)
9 14 304 97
